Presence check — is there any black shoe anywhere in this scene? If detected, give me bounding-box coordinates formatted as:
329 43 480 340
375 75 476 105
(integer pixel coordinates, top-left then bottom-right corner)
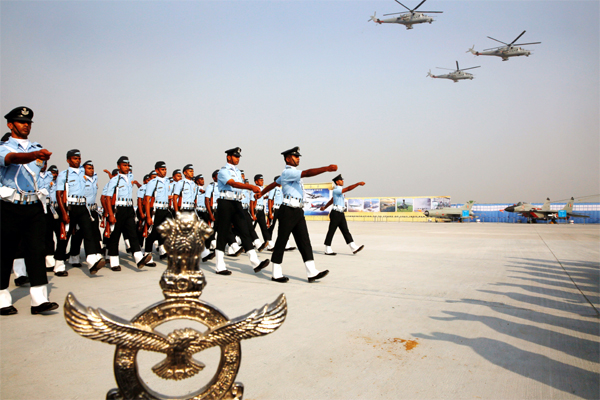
145 262 157 267
14 276 30 286
54 271 69 277
352 245 364 254
216 270 232 275
46 267 54 272
0 305 18 316
253 259 270 273
31 302 59 315
137 254 152 268
160 254 168 260
89 259 106 275
308 270 329 283
232 248 244 257
271 276 289 283
111 266 121 271
285 247 296 252
266 247 275 252
202 251 215 263
126 247 133 254
70 263 82 268
258 242 268 252
324 252 337 256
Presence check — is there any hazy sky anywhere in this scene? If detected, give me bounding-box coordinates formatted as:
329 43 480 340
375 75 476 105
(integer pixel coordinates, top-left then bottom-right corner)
2 0 598 203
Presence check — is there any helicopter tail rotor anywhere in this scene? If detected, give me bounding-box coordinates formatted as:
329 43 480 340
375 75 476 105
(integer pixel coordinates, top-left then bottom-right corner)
426 70 434 78
466 45 477 55
369 12 380 23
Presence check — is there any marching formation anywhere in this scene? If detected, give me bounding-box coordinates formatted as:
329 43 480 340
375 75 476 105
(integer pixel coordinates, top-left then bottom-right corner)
0 106 365 316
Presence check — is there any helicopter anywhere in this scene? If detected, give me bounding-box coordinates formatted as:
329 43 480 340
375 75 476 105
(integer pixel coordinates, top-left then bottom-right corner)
427 61 480 82
467 30 541 61
369 0 443 30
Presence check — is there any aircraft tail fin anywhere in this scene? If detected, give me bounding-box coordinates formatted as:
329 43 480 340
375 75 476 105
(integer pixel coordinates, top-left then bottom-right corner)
541 198 551 211
427 70 433 78
461 201 475 210
563 197 575 214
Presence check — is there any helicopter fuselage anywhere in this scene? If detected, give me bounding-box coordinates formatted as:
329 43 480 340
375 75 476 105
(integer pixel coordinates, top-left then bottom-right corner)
373 12 434 29
430 70 474 82
471 46 532 61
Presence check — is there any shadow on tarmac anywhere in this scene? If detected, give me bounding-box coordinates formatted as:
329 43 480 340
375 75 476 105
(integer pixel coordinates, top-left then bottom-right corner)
420 256 600 399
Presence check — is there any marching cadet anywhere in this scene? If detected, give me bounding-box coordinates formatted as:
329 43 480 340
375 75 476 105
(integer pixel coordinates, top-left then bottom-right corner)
100 168 119 261
144 161 171 262
259 146 335 283
168 169 182 213
214 147 269 275
173 164 196 213
267 176 296 252
0 106 58 315
135 174 150 254
205 169 240 255
104 156 151 270
239 174 263 251
44 165 60 271
68 160 101 266
173 165 214 262
204 170 220 250
320 174 365 255
251 174 271 251
55 150 104 276
194 174 208 222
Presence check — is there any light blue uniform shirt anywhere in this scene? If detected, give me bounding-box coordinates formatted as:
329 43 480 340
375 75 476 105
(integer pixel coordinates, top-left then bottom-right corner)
56 167 87 197
255 187 264 207
137 184 146 200
218 163 242 194
332 185 345 207
268 186 283 206
0 137 45 193
205 182 220 206
39 171 53 191
106 173 133 200
276 166 303 200
144 177 169 203
83 174 98 205
101 182 110 196
195 186 206 207
173 178 196 205
49 179 58 202
241 189 251 206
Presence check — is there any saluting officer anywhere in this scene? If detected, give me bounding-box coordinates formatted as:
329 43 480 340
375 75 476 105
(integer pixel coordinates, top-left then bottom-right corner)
320 174 365 255
0 106 58 315
144 161 171 262
259 146 335 283
55 150 104 276
104 156 151 270
214 147 269 275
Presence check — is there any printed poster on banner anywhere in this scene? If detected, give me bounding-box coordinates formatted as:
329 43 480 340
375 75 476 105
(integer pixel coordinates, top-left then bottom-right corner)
380 198 396 212
396 198 413 212
413 197 432 211
432 197 451 210
348 198 364 212
364 199 380 212
303 188 330 216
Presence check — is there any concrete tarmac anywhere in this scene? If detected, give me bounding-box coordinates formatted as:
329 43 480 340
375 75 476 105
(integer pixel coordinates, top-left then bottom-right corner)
1 222 598 400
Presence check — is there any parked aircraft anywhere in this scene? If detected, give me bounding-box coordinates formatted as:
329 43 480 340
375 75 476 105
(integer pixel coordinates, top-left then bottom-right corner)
424 201 475 222
503 197 589 223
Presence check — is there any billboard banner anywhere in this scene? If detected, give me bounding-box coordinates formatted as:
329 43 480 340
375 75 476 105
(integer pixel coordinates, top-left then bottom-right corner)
413 197 432 211
396 198 413 212
303 188 331 216
348 198 364 212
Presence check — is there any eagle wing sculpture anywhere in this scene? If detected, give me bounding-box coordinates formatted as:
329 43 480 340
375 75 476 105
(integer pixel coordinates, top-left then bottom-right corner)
64 293 287 381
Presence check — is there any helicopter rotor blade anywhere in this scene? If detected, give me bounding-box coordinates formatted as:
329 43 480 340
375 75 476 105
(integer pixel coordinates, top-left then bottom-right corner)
487 36 509 45
383 12 403 16
513 41 541 46
510 30 527 46
417 11 443 13
393 0 412 12
436 67 455 71
460 66 481 71
412 0 428 12
456 61 459 70
482 46 503 51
